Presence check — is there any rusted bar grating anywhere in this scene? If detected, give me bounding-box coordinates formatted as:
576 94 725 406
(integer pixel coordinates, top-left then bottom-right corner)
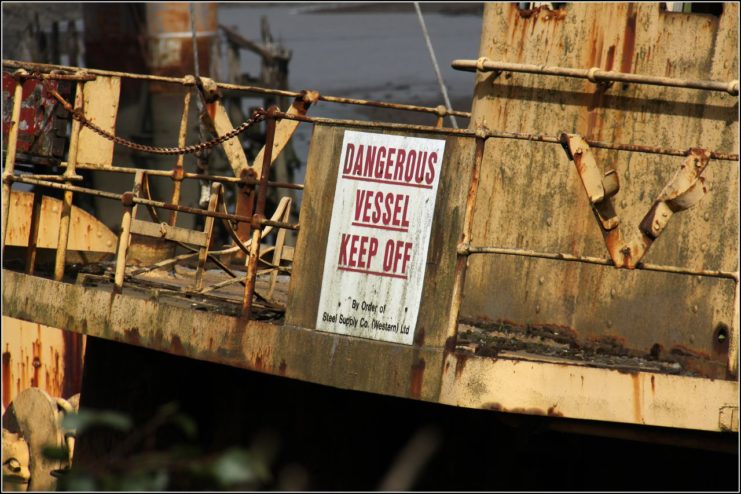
460 245 739 281
452 58 739 95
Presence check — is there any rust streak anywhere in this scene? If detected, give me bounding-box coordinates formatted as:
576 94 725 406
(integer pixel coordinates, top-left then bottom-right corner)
170 335 185 355
620 4 637 74
278 359 287 376
2 351 11 409
62 331 84 398
454 353 470 379
410 358 426 399
632 373 642 423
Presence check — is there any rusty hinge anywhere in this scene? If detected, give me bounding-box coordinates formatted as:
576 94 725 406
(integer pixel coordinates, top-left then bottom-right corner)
560 133 711 269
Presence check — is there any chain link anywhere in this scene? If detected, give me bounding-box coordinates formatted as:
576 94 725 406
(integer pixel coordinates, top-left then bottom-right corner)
38 75 266 156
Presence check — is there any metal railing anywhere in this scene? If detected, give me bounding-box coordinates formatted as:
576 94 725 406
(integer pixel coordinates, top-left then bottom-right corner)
2 60 739 326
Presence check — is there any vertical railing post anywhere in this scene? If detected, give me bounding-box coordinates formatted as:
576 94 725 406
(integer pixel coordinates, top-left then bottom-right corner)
114 171 144 293
268 197 292 300
445 130 486 346
194 182 221 291
53 79 85 281
1 69 27 254
25 191 44 274
242 107 277 319
168 90 191 227
434 105 446 128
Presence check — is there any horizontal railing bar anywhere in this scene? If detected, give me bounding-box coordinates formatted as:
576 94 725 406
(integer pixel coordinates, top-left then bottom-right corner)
462 245 739 281
10 175 300 231
2 59 470 118
452 58 739 95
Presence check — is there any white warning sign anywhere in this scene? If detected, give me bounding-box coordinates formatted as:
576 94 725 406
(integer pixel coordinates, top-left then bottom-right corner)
316 130 445 345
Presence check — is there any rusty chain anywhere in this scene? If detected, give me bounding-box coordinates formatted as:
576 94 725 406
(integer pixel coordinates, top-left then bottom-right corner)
36 74 266 156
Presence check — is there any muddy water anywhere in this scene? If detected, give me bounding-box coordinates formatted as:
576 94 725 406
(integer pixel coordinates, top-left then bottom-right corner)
218 3 483 182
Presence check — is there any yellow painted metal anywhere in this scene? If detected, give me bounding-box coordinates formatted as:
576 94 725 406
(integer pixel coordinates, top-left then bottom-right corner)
3 269 738 433
53 81 85 282
252 91 318 177
1 316 86 412
439 353 738 433
210 95 251 177
461 3 739 377
1 72 25 252
4 190 116 253
75 76 121 168
114 172 143 292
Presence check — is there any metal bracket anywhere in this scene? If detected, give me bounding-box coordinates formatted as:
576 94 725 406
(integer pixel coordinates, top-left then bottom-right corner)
561 134 712 269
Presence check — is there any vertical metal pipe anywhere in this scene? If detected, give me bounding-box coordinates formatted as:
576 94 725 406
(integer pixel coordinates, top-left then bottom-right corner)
25 191 44 274
242 107 277 318
114 172 144 293
268 198 292 300
54 81 84 281
1 71 26 253
195 182 221 290
168 90 192 226
445 134 485 345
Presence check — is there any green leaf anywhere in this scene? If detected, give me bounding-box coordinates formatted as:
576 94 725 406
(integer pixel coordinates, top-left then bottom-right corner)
170 413 198 439
210 448 268 486
61 409 132 434
42 445 69 461
59 473 97 492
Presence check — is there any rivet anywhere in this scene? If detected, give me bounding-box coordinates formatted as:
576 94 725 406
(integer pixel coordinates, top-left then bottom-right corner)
703 212 710 221
692 305 698 313
32 358 41 368
535 304 541 313
701 242 708 251
546 217 553 227
606 320 613 328
620 200 628 209
610 288 617 298
538 277 545 285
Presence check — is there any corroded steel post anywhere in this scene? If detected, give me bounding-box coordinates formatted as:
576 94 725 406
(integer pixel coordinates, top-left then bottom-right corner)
1 69 26 253
25 191 44 274
53 81 84 281
195 182 221 291
445 131 486 347
168 90 192 227
242 107 277 318
114 171 144 293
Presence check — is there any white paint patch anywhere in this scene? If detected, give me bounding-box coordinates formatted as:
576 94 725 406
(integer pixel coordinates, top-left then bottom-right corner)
316 130 445 345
